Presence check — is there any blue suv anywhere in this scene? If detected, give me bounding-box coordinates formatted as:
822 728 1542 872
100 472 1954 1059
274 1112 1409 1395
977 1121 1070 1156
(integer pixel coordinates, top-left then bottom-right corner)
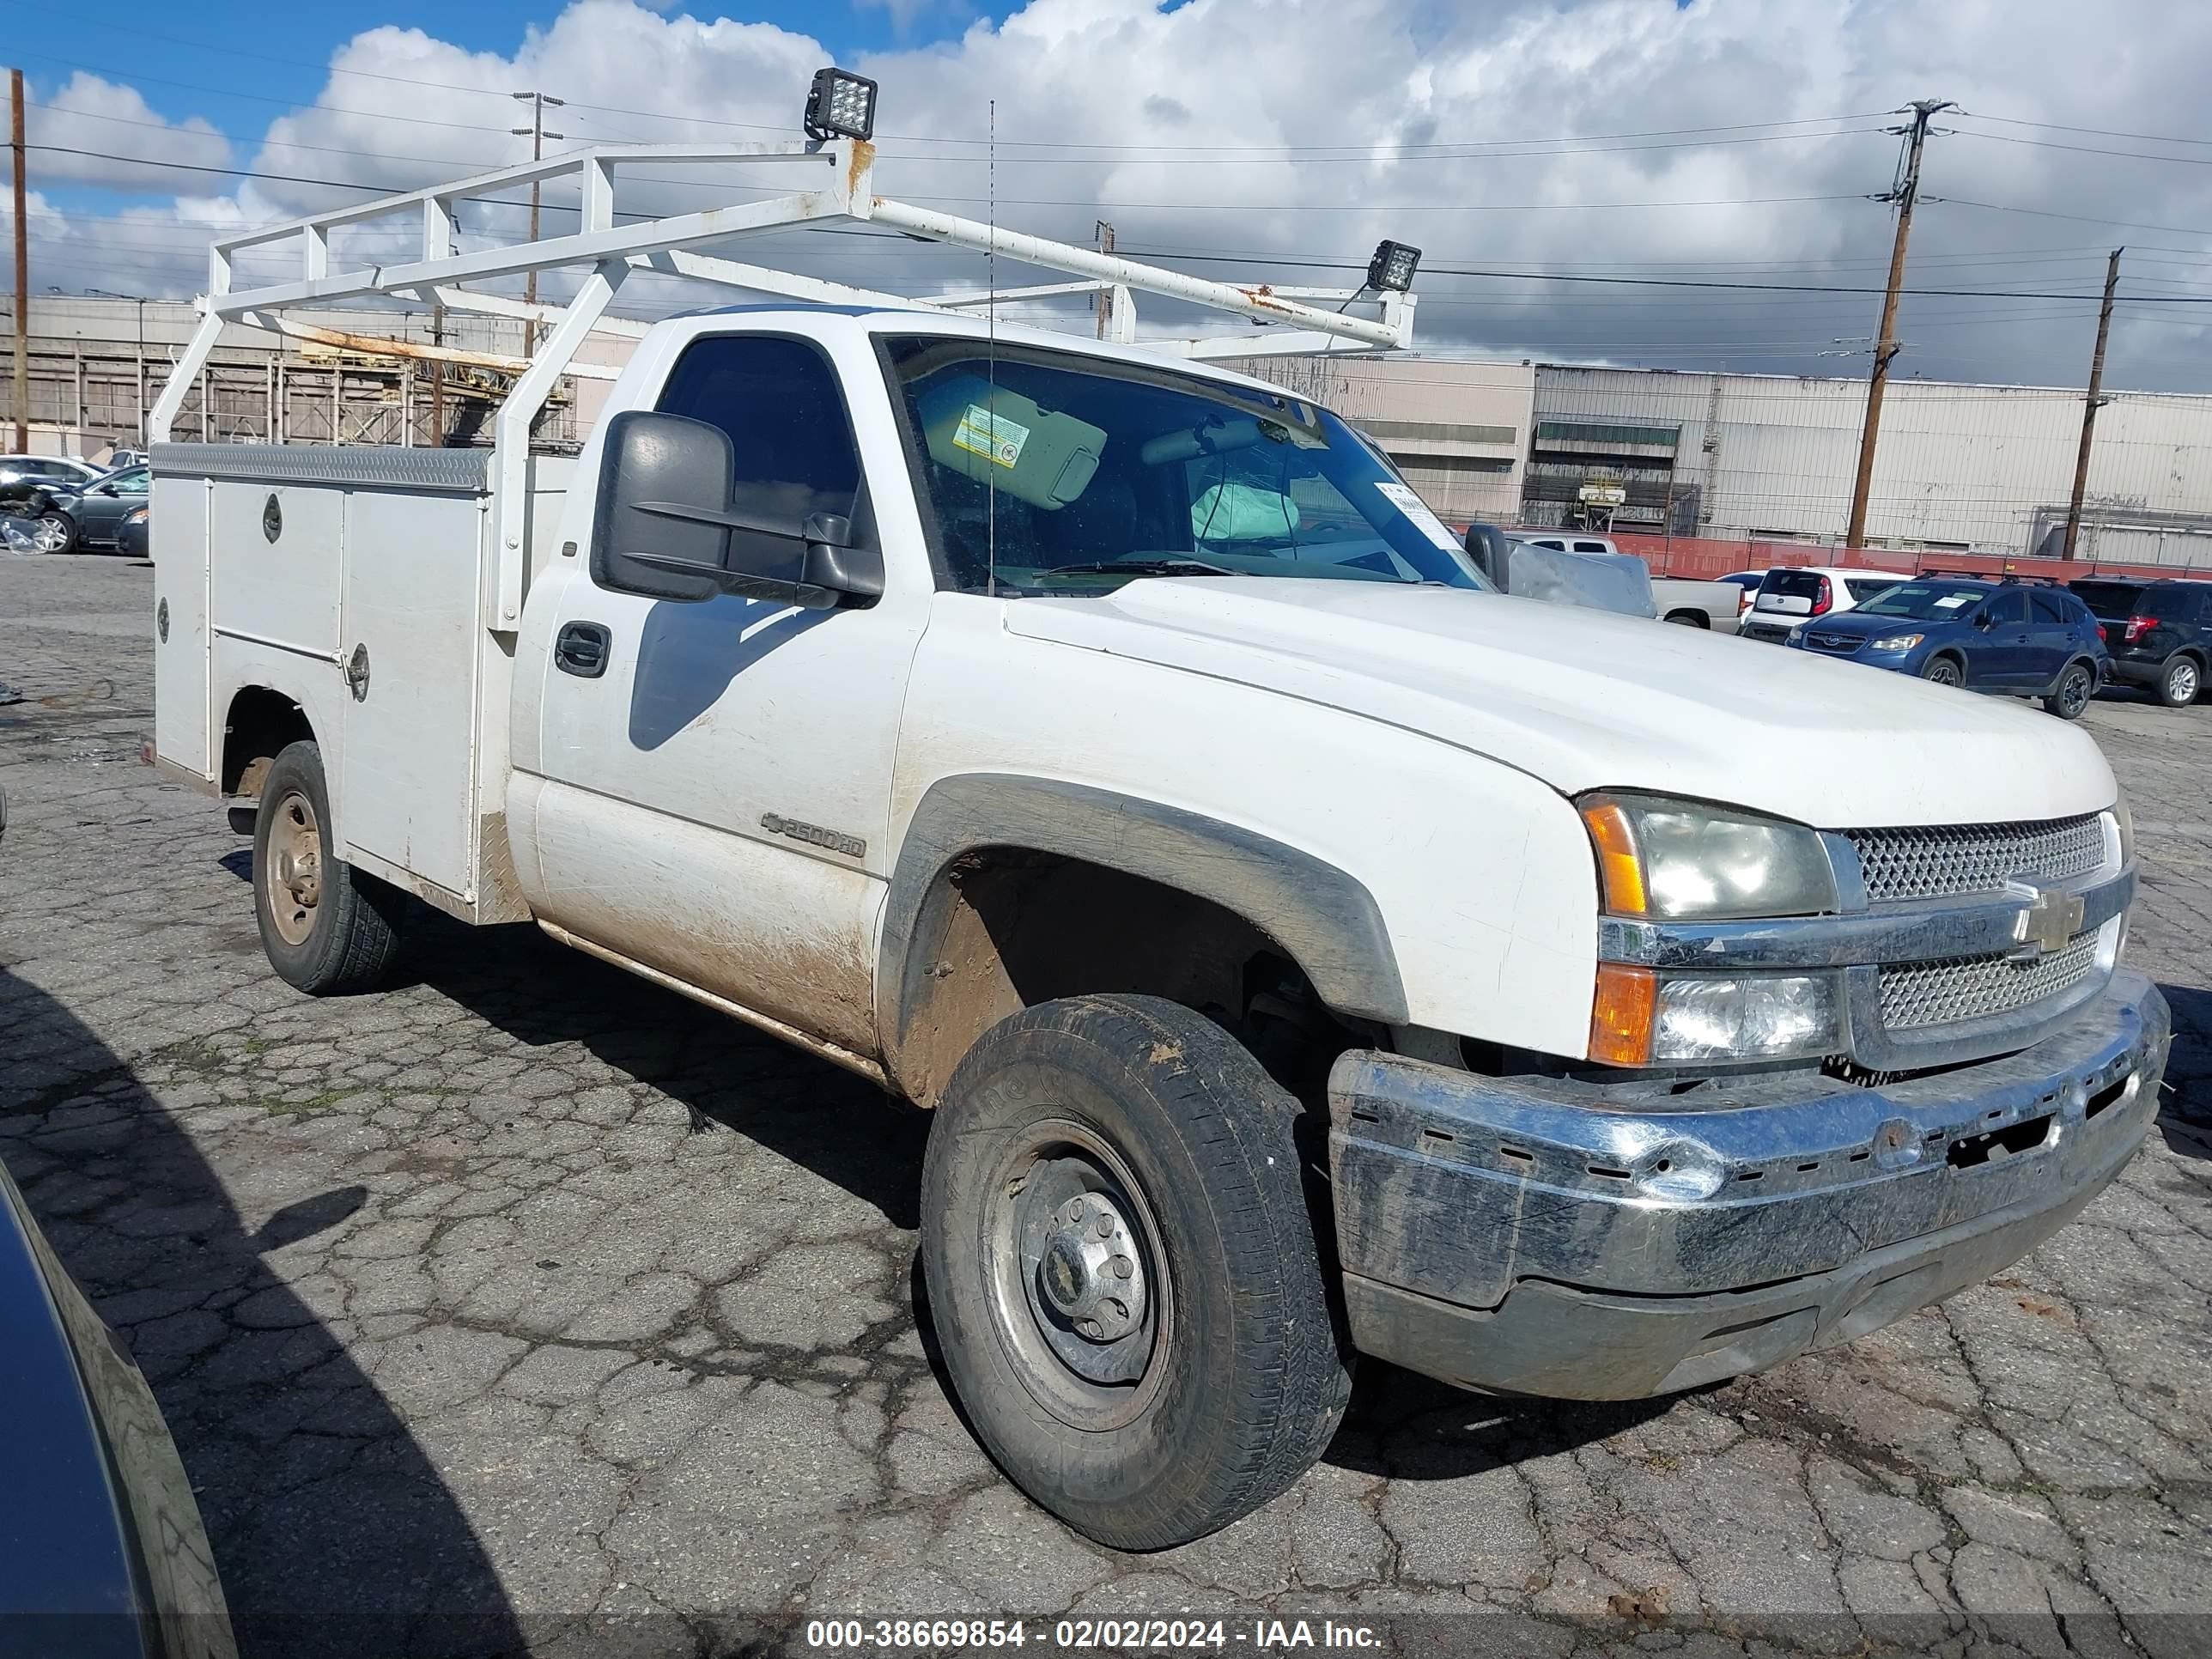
1786 575 2108 720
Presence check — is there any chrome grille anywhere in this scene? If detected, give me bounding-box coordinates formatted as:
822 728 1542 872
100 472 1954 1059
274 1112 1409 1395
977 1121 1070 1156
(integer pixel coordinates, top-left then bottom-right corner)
1847 814 2106 902
1878 933 2101 1030
1805 630 1863 654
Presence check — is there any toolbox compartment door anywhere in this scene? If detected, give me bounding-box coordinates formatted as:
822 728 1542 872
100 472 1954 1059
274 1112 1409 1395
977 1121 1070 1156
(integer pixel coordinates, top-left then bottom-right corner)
337 485 487 901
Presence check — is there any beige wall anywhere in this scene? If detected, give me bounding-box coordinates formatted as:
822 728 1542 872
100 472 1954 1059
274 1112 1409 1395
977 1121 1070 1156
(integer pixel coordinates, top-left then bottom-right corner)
1218 355 1535 523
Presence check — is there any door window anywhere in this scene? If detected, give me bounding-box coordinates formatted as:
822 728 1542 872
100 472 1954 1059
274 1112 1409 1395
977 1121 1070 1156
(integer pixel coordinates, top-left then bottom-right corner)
1980 591 2030 626
2029 591 2069 624
653 334 862 526
1571 540 1609 554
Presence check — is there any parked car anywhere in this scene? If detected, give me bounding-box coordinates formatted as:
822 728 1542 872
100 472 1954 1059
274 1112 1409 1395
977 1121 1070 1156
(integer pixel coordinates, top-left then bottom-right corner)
1787 575 2108 719
2069 577 2209 708
0 453 103 489
103 447 149 470
0 458 96 552
1514 534 1742 631
117 502 149 561
1717 569 1767 621
1741 566 1901 643
46 464 151 553
0 1160 238 1655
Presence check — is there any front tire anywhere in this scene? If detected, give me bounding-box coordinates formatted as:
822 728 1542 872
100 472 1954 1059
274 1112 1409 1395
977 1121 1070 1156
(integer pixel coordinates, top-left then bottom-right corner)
33 511 75 554
2044 660 2095 720
921 995 1351 1551
1920 654 1964 689
2159 653 2202 708
252 740 404 994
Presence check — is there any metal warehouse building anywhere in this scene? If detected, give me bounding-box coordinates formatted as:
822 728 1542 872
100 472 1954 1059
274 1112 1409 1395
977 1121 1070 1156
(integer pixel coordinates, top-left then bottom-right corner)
1238 354 2212 566
1529 366 2212 565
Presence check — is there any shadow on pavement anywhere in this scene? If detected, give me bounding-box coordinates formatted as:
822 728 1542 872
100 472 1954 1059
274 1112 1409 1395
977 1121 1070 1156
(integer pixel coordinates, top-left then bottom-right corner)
398 908 932 1231
1325 1364 1668 1480
0 969 526 1659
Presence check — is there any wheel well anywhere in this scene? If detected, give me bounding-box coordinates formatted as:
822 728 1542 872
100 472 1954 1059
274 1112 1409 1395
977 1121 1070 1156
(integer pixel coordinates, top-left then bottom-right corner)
1663 609 1709 627
221 686 313 797
890 849 1347 1108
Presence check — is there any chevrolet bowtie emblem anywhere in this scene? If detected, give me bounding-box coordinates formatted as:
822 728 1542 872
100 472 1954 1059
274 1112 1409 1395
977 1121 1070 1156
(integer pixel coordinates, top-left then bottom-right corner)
2015 888 2087 955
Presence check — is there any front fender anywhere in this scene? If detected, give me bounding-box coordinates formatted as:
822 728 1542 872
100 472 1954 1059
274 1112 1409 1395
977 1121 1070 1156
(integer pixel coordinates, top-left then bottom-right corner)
879 774 1410 1060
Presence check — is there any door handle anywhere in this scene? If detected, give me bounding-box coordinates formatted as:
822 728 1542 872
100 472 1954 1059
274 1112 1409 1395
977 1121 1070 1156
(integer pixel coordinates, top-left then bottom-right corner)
555 621 612 678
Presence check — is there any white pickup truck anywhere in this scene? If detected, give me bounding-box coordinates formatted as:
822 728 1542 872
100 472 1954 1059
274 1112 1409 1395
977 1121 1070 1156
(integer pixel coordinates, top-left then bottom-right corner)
149 122 2167 1553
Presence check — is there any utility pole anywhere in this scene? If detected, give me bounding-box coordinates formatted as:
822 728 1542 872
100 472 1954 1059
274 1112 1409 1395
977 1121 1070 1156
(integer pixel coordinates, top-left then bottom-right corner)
428 301 446 447
1094 220 1115 338
11 68 28 453
2061 246 2124 561
1844 98 1952 551
512 91 565 347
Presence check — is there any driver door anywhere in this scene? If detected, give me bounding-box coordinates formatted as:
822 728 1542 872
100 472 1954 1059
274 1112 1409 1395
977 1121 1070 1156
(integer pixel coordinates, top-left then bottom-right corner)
523 330 929 1055
1967 589 2033 686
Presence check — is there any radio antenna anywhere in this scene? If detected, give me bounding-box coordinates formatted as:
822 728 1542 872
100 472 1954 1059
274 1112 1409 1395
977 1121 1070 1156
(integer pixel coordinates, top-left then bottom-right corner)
986 97 998 599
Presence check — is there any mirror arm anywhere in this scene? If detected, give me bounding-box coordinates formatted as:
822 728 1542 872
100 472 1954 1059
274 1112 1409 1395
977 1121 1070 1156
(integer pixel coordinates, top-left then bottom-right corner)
634 498 813 542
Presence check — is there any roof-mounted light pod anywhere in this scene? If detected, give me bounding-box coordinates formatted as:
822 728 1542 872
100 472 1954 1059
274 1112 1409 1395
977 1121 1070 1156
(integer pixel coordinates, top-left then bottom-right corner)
1366 240 1422 293
805 68 879 142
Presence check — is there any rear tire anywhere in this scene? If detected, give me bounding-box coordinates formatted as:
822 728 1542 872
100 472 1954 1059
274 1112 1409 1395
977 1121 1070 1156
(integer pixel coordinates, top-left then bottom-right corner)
2044 660 2095 720
252 740 404 994
1920 654 1964 689
1663 611 1708 628
2159 653 2202 708
921 994 1351 1551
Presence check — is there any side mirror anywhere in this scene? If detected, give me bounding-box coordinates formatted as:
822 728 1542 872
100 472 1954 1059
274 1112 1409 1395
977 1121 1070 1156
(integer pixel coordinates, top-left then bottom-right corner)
591 410 883 609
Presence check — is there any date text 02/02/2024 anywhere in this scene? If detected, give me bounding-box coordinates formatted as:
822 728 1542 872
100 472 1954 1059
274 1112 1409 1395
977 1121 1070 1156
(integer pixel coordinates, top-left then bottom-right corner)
802 1618 1383 1650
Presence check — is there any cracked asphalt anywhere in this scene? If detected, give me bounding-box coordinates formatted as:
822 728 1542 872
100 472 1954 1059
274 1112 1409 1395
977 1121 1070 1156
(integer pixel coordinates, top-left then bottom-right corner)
3 551 2209 1659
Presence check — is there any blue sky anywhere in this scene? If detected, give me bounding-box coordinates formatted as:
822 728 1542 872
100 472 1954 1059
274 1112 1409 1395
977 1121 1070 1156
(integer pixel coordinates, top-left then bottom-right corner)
5 0 2209 390
3 0 1015 137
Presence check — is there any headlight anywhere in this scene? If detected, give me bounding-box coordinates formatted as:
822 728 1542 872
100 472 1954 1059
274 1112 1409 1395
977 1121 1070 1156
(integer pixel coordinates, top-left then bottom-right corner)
1867 633 1923 652
1578 793 1837 921
1591 965 1840 1066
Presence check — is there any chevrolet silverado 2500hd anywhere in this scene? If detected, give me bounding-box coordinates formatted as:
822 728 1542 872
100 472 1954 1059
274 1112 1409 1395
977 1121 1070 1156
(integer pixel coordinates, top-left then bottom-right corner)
148 128 2167 1553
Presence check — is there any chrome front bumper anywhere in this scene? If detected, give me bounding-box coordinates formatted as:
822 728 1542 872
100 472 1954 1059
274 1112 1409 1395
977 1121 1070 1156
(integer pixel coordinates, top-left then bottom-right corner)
1328 972 2169 1399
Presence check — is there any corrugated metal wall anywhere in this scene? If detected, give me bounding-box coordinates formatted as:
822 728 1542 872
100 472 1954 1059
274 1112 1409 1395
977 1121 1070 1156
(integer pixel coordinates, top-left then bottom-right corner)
1532 367 2212 564
1223 356 1534 523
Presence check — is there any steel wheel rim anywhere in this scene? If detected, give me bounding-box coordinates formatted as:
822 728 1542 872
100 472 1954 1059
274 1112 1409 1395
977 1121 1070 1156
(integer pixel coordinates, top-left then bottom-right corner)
2061 668 2091 714
33 516 69 552
2172 661 2199 702
981 1115 1172 1431
264 789 324 946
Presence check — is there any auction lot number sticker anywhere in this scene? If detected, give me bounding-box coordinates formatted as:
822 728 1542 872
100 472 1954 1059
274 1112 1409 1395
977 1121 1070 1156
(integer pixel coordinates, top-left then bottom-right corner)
805 1616 1382 1651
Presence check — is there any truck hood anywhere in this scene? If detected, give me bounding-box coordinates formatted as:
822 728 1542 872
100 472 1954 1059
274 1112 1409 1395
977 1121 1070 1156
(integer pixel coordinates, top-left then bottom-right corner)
1005 579 2117 829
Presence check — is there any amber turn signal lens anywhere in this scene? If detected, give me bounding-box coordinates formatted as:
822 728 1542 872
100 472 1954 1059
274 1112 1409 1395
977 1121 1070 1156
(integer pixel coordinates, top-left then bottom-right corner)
1579 797 1647 915
1589 963 1657 1066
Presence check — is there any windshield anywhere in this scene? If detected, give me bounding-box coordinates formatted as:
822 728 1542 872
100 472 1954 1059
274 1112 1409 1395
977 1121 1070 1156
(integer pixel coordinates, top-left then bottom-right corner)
1852 581 1993 619
882 336 1488 595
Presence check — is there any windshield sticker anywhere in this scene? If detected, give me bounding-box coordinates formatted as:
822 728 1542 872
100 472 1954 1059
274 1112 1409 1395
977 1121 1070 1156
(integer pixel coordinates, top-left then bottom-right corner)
1934 595 1971 609
1374 480 1462 552
951 404 1030 469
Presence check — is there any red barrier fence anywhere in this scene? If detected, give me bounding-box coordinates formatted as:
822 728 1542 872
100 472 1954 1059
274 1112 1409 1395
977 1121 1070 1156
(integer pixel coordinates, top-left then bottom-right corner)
1606 532 2206 587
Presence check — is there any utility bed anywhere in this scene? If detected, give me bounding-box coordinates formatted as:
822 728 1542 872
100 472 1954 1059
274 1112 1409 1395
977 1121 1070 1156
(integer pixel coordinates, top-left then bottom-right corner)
152 443 571 921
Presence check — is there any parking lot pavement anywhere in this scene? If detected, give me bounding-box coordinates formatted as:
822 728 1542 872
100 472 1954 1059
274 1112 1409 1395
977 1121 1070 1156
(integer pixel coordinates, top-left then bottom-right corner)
3 551 2209 1658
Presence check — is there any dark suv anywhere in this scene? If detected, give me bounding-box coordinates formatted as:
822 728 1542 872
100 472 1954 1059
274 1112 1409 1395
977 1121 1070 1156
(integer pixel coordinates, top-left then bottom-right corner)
1786 575 2109 719
2069 578 2209 708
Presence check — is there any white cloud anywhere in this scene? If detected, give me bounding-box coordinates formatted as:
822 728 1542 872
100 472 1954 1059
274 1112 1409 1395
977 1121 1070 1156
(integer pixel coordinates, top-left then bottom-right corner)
26 72 234 193
27 0 2212 386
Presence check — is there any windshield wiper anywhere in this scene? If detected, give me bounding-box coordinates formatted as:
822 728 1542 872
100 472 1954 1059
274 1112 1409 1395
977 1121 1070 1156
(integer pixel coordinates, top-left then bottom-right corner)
1036 558 1237 579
